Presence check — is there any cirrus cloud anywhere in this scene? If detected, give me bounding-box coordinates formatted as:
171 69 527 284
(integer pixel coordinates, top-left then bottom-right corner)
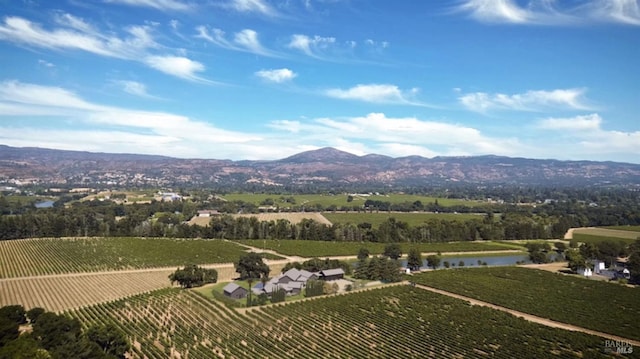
144 56 208 82
0 15 210 82
457 0 640 26
325 84 429 106
105 0 193 11
255 68 297 83
459 88 592 112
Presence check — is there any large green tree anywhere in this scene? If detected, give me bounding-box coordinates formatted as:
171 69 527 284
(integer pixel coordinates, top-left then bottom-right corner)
407 248 422 272
383 243 402 260
86 324 129 358
357 247 370 261
168 264 218 288
565 249 588 273
234 253 270 281
426 255 441 270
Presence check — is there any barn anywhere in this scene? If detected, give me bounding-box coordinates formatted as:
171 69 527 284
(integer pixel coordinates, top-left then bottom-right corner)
319 268 345 281
223 283 248 299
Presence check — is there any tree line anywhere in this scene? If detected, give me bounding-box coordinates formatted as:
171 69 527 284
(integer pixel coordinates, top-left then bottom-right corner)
0 305 128 359
1 186 639 241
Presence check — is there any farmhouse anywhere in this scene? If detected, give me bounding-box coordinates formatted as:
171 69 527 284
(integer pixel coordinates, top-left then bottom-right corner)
223 283 248 299
252 268 321 297
319 268 345 281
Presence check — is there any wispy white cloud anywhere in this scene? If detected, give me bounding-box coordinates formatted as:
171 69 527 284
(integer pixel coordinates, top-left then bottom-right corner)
537 113 603 131
104 0 193 11
457 0 640 25
53 12 97 33
536 113 640 160
325 84 427 106
458 0 536 24
0 15 209 82
255 68 297 83
311 112 523 157
0 81 260 157
0 16 122 57
287 34 389 62
585 0 640 25
224 0 278 16
114 80 155 98
0 80 103 111
288 34 336 58
459 88 592 112
38 59 55 68
195 26 228 46
144 55 208 82
196 26 277 57
233 29 271 56
268 120 301 133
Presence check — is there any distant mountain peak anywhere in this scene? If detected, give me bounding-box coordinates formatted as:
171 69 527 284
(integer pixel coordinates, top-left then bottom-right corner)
281 147 360 163
1 145 639 187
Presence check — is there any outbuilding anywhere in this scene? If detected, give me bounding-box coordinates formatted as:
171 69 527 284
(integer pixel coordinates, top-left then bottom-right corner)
223 282 248 299
319 268 345 281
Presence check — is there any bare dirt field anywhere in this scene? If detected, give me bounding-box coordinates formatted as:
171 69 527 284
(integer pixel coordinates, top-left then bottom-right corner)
189 212 332 226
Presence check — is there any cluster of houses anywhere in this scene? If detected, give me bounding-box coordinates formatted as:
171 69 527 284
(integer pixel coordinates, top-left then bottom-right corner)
223 268 345 299
580 259 631 280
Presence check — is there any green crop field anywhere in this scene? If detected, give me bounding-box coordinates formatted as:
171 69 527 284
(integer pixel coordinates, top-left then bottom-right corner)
603 225 640 232
235 239 520 257
411 266 640 341
0 237 268 278
323 212 483 227
69 285 610 358
572 227 640 240
572 233 638 245
221 193 487 208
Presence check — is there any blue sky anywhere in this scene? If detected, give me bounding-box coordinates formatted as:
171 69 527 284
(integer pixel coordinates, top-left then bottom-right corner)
0 0 639 163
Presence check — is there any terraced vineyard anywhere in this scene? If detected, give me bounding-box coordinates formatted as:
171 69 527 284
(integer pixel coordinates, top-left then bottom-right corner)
411 266 640 341
236 239 519 257
69 286 611 358
0 237 253 278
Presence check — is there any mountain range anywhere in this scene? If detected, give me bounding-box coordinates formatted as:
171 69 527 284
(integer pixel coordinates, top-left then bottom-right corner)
1 145 639 188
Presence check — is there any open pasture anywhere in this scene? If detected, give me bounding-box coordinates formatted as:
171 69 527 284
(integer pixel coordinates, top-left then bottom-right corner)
69 285 610 358
236 239 520 257
0 237 251 278
572 233 637 245
323 211 482 227
221 193 487 208
411 266 640 341
603 225 640 232
572 227 640 241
